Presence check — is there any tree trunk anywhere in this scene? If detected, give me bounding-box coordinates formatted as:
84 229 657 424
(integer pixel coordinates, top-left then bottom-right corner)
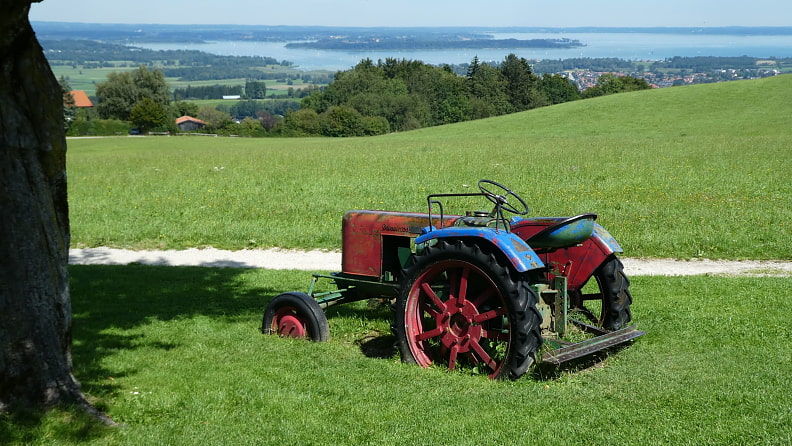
0 1 110 422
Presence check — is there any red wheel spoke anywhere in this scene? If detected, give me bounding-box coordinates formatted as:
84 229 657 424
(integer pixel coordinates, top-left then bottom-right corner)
469 338 498 371
415 327 445 342
473 307 507 323
448 343 460 371
420 282 447 312
420 301 440 319
471 286 495 308
456 267 470 305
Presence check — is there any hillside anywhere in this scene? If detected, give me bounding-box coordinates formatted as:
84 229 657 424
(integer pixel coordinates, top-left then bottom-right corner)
416 73 791 139
66 75 792 259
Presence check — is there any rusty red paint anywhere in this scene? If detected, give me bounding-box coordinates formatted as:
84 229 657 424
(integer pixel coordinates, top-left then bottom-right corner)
512 218 619 291
342 210 459 277
341 210 618 290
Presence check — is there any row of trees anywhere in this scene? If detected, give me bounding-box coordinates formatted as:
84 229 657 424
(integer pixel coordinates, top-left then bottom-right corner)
172 84 244 101
172 80 267 101
279 55 631 136
67 58 650 137
42 39 283 67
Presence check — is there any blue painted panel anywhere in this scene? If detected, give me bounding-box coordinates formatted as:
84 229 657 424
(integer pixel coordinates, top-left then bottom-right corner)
415 227 545 272
592 223 623 254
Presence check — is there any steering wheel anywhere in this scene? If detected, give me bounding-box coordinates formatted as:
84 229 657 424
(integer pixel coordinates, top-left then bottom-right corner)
478 179 529 215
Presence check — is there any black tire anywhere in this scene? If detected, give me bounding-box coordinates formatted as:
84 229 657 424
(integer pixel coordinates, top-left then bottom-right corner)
570 255 633 331
392 239 542 380
262 292 330 342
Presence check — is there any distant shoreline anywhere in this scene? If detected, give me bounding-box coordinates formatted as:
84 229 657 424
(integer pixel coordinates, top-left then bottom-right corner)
285 38 584 51
34 22 792 71
30 22 792 45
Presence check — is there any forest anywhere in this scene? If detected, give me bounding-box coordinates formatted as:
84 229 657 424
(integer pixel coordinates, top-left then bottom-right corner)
275 56 651 136
62 55 652 138
42 40 291 81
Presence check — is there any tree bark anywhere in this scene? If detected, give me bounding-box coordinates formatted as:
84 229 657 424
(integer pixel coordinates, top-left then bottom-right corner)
0 1 110 422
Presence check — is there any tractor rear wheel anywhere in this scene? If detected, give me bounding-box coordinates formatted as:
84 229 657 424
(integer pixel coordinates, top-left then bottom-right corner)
393 240 542 379
262 292 330 342
569 255 633 331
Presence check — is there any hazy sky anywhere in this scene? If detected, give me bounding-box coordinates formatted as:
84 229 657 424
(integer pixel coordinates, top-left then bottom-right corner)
29 0 791 27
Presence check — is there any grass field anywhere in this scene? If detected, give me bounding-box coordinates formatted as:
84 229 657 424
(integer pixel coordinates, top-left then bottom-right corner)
50 65 129 95
66 75 792 259
3 75 790 445
51 64 327 97
1 268 790 445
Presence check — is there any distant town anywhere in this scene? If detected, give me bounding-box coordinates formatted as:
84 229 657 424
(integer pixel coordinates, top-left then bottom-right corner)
566 65 782 89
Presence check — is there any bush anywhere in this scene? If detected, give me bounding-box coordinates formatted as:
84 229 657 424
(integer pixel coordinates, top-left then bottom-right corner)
359 115 390 135
277 108 322 136
66 118 130 136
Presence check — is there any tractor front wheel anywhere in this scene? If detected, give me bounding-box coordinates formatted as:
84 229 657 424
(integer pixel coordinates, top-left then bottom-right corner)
262 292 330 342
393 240 542 379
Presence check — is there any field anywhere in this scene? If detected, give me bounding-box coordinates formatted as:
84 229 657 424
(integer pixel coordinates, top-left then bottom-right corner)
67 75 792 259
3 268 790 445
50 65 127 95
50 64 325 97
3 75 791 444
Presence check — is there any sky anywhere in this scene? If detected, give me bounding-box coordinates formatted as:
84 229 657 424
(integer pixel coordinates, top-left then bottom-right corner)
29 0 791 28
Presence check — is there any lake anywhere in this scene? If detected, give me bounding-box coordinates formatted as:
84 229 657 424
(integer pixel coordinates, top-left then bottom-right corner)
132 31 792 71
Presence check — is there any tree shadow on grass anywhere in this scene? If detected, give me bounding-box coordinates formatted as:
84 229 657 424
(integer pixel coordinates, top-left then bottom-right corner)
0 264 292 442
0 404 115 445
68 264 283 399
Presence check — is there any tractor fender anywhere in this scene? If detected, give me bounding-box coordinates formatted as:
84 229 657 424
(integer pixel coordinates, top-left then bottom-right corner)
591 223 623 255
415 227 545 272
547 223 624 290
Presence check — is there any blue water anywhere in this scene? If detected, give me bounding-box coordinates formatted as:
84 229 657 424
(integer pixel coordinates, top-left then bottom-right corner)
133 32 792 71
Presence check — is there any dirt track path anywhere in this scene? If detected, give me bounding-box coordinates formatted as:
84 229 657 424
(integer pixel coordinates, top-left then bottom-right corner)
68 247 792 276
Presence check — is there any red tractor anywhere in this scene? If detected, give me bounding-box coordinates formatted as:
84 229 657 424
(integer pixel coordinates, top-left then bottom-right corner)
263 180 644 379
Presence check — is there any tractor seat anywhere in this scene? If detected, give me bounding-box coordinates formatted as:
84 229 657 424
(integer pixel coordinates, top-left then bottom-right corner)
525 213 597 250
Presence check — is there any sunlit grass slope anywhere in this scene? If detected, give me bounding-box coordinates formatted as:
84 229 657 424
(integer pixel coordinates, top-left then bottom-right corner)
67 75 792 259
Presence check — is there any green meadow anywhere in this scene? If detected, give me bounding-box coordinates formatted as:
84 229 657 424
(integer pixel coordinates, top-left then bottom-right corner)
68 75 791 259
3 76 791 444
3 270 790 445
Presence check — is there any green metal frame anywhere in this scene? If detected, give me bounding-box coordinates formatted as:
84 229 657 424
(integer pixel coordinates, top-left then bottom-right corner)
308 273 398 310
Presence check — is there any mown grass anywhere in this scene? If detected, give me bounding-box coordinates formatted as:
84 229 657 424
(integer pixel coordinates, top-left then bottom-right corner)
1 267 790 445
67 75 792 259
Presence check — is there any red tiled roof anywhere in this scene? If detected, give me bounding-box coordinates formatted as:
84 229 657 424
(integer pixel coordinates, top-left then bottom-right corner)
70 90 93 107
176 115 207 125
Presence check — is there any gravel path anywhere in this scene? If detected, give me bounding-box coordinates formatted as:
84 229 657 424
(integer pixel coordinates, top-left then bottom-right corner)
69 247 792 276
